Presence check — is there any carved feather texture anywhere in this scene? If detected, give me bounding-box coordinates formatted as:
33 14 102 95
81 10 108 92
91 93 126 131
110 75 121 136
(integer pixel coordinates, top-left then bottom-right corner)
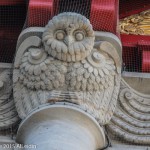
66 51 116 93
18 51 67 91
14 45 120 124
42 12 95 62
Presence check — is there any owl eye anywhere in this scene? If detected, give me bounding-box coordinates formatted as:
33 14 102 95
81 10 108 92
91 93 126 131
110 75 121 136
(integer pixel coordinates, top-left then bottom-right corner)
74 31 85 41
55 30 66 40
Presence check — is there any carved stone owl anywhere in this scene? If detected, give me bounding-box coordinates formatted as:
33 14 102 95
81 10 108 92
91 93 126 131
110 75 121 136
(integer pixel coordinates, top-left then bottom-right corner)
13 12 121 125
42 12 95 62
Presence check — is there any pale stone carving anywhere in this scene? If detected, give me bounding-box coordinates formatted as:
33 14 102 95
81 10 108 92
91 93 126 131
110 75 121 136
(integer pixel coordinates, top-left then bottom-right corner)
0 63 19 129
42 12 95 62
13 12 121 125
16 103 106 150
107 79 150 145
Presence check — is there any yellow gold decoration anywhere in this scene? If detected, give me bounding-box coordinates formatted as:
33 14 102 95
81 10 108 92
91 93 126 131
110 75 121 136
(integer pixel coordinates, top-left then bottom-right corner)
119 9 150 35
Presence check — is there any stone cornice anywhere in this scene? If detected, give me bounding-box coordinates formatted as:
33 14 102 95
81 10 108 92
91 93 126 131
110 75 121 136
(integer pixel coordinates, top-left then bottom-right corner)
107 78 150 145
0 64 19 130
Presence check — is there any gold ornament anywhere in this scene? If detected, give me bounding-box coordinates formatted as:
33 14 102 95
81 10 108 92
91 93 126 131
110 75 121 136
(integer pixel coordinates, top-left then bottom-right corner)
119 9 150 35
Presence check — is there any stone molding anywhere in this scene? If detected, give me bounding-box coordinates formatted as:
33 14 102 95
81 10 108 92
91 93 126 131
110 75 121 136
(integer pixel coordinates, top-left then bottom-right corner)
108 142 150 150
0 63 19 130
107 79 150 145
13 12 122 125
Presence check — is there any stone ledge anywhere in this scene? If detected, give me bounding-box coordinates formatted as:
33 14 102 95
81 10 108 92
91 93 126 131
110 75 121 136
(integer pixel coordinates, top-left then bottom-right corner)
108 142 150 150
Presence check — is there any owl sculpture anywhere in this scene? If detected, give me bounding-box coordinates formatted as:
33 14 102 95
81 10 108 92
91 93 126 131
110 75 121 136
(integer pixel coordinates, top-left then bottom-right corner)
13 12 121 125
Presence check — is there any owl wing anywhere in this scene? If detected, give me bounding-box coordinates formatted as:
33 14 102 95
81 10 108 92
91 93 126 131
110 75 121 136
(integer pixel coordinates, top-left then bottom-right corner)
13 35 67 119
97 41 121 124
73 85 120 125
65 41 121 125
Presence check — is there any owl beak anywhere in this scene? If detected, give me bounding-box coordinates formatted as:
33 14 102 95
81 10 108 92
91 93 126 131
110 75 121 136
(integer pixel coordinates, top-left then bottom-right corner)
64 36 74 46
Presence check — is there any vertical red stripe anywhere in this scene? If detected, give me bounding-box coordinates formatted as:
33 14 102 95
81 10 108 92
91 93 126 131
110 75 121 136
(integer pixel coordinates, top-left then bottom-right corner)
27 0 59 27
90 0 119 35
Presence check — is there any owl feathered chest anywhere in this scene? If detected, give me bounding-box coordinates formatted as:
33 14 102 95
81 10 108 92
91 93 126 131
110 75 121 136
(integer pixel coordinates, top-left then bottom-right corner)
13 12 121 124
19 49 115 92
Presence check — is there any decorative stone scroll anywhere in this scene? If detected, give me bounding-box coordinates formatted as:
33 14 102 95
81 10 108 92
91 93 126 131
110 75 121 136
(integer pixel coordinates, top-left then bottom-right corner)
13 12 122 125
16 103 106 150
0 63 19 130
107 79 150 145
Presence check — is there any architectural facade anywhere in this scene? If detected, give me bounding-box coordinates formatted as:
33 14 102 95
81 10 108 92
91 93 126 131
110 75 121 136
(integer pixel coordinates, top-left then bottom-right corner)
0 4 149 150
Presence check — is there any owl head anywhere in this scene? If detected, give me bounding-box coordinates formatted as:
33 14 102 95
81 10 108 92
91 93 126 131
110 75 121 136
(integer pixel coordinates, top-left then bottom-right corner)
42 12 95 62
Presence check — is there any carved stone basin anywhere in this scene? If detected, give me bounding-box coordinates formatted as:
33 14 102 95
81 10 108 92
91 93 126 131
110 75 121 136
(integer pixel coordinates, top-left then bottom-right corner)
16 103 105 150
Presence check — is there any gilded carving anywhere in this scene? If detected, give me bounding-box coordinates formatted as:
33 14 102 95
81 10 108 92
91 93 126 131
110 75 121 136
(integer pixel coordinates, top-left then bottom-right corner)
119 9 150 35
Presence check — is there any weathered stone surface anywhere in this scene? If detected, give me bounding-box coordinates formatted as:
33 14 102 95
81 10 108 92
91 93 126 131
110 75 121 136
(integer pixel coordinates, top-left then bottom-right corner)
0 10 149 150
0 63 19 130
107 78 150 145
13 12 122 125
16 103 105 150
122 71 150 94
108 142 150 150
